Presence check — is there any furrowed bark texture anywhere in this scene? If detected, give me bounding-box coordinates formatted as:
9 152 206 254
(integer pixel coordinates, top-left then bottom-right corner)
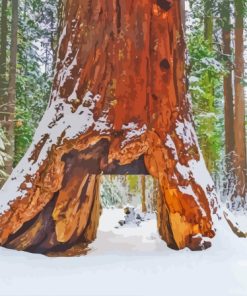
0 0 219 255
233 0 246 201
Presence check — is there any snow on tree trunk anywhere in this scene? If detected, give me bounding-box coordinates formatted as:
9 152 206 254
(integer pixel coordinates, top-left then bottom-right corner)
0 0 220 254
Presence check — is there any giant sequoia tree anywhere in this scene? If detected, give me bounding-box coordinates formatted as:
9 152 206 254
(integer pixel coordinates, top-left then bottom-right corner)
0 0 227 255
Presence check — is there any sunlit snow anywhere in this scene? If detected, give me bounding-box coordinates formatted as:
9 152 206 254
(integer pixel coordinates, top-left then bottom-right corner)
0 208 247 296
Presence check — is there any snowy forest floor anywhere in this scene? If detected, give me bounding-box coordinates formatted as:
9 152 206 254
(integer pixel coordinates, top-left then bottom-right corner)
0 208 247 296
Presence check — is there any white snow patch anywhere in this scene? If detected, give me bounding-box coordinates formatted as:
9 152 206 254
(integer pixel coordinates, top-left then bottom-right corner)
54 24 67 65
0 208 247 296
174 119 220 224
176 162 191 179
25 182 33 189
122 122 139 130
0 91 111 215
178 185 207 216
165 134 178 160
175 119 196 146
189 76 199 83
201 57 224 72
59 50 79 88
94 112 113 133
121 123 147 147
175 149 219 223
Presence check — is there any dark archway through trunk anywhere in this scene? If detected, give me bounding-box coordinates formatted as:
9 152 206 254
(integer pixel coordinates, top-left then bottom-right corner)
0 1 221 255
3 136 212 255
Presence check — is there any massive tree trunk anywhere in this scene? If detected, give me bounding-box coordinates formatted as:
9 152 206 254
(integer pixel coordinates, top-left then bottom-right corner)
0 0 220 255
233 0 246 204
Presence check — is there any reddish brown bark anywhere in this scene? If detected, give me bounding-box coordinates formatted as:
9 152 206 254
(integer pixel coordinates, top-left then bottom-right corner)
0 0 220 255
221 0 235 158
141 176 147 213
233 0 246 202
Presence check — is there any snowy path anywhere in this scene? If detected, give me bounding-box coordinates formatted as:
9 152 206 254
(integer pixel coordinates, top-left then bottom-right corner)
0 209 247 296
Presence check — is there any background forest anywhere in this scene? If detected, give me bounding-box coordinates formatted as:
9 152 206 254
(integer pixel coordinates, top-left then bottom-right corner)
0 0 246 211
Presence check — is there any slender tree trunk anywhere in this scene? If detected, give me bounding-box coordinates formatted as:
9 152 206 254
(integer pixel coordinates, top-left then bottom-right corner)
0 0 8 107
222 0 235 157
202 0 215 172
0 0 221 255
221 0 235 197
204 0 213 49
53 0 66 70
180 0 185 30
141 175 147 213
0 0 8 127
152 177 159 212
50 11 55 65
0 0 8 185
5 0 18 175
233 0 246 203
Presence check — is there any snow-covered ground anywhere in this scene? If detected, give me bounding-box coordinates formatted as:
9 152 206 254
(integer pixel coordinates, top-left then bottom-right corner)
0 208 247 296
